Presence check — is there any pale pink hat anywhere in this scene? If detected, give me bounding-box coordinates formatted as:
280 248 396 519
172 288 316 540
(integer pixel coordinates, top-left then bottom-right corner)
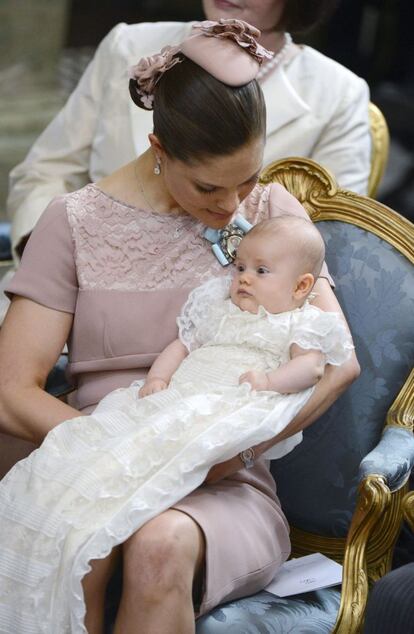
129 19 273 110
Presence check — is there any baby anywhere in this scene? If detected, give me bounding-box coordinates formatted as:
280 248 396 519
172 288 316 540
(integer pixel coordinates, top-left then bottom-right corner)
0 216 354 630
141 215 332 400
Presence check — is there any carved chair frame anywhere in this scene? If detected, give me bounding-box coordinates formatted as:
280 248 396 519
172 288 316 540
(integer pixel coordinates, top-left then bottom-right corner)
260 157 414 633
403 490 414 534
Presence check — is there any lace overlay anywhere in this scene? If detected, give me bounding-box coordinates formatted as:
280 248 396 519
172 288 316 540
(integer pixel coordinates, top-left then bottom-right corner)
65 183 270 292
0 277 353 632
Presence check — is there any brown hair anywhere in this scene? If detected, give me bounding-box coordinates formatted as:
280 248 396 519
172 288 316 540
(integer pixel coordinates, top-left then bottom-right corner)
279 0 338 33
129 55 266 164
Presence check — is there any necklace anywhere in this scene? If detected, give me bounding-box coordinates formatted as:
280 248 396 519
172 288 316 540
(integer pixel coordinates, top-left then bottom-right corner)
135 161 157 213
256 32 293 83
134 161 191 239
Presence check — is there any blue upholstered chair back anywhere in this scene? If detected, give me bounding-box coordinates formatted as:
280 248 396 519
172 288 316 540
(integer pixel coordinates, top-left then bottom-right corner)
196 159 414 634
271 213 414 538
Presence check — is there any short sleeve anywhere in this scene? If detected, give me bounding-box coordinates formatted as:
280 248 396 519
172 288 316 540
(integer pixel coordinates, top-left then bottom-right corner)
289 304 354 366
177 276 231 352
268 184 334 287
5 195 78 313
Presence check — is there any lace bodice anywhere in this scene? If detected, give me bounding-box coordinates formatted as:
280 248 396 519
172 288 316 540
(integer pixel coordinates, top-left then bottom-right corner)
66 183 270 292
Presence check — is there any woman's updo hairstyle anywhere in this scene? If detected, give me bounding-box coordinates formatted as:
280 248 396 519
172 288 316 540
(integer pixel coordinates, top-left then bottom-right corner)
129 53 266 164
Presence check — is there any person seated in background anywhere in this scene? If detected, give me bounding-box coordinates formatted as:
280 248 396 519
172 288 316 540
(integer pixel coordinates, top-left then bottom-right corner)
7 0 371 262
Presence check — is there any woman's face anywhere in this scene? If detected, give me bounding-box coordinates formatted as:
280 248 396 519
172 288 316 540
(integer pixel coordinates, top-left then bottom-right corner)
202 0 286 32
160 136 264 229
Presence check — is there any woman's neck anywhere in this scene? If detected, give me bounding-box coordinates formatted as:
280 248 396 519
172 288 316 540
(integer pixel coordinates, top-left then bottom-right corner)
96 150 180 215
135 150 183 215
258 29 287 54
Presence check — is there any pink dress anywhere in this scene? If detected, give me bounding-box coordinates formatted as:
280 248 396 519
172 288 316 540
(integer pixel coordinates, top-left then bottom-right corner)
6 182 331 616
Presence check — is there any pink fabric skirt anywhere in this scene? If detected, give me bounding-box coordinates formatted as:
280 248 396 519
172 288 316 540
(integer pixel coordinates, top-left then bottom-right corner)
173 458 291 616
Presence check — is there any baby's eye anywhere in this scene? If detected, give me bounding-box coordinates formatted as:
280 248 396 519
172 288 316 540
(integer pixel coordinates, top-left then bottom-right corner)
236 263 245 272
257 266 269 275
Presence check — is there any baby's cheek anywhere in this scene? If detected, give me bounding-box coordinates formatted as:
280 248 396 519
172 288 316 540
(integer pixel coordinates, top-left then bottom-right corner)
229 277 237 296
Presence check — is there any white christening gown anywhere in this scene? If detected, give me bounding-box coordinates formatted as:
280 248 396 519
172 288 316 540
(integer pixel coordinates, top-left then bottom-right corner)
0 277 353 633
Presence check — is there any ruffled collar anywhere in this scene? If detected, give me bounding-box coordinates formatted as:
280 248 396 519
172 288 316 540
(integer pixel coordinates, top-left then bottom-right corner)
225 297 311 320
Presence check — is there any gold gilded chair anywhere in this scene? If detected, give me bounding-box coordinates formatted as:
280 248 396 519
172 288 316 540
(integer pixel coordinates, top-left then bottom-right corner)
403 490 414 533
368 102 390 198
197 158 414 634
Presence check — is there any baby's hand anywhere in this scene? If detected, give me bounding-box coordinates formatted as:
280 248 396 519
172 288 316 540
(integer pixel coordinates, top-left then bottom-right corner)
139 377 168 398
239 370 270 391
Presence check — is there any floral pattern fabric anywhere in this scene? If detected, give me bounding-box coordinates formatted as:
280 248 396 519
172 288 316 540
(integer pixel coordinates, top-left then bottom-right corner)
359 426 414 491
196 588 341 633
193 220 413 633
66 183 269 293
271 221 414 536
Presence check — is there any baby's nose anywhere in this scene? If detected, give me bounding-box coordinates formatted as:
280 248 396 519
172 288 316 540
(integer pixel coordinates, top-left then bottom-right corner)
240 270 251 283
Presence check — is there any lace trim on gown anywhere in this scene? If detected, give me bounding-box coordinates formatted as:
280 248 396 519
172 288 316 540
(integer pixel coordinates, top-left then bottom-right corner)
0 376 312 632
0 279 353 632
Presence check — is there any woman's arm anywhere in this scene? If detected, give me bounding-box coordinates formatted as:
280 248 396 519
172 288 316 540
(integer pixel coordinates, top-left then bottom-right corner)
311 77 371 195
139 338 188 397
0 297 81 444
205 278 360 483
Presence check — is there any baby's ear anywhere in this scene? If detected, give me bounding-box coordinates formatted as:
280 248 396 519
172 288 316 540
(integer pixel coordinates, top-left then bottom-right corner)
294 273 315 299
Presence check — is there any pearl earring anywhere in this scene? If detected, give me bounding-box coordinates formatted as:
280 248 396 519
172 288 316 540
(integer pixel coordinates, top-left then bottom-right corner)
154 159 161 175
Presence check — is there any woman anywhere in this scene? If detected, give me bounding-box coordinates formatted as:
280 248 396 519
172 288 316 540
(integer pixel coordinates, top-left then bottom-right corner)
0 20 359 634
7 0 370 261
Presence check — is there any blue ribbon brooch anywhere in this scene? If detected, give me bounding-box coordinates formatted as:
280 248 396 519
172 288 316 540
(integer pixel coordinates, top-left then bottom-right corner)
203 215 252 266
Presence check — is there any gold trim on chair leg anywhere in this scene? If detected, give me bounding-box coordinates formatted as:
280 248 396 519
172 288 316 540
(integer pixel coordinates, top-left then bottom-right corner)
365 486 408 583
403 491 414 533
332 475 391 634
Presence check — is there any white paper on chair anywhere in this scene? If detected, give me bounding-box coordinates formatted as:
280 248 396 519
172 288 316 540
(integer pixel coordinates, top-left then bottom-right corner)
264 553 343 597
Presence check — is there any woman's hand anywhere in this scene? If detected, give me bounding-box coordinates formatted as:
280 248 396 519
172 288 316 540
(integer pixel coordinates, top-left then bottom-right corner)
138 377 168 398
204 454 244 485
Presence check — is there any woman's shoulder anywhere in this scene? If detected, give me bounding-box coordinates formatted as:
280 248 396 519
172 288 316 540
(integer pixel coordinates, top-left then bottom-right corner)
239 182 308 224
20 188 88 261
27 192 74 239
291 45 368 95
33 184 116 245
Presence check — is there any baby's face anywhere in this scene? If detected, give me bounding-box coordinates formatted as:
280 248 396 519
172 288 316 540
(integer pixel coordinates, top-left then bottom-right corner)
230 232 301 314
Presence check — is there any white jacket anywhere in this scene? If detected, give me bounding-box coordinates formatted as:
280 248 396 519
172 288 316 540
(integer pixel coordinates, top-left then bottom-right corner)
7 21 371 258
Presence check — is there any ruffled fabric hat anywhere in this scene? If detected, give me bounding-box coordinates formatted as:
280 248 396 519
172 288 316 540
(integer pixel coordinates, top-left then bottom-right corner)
129 19 273 110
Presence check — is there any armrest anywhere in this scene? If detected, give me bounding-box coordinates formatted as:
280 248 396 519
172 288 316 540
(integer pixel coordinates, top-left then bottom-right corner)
45 354 72 398
359 427 414 492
